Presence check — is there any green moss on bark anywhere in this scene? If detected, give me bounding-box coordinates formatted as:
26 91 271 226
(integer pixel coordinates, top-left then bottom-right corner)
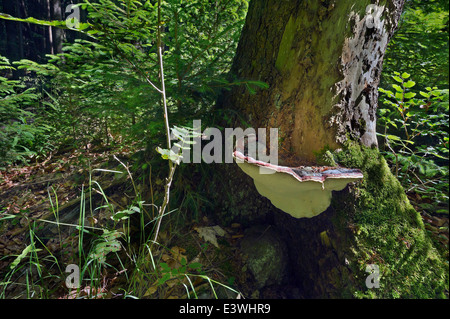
333 141 448 298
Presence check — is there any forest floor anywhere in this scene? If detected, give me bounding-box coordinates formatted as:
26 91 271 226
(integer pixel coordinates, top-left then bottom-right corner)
0 143 300 299
0 143 448 299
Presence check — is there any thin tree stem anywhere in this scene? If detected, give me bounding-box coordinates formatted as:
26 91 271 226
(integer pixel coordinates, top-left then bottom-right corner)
153 164 176 243
159 45 171 151
153 0 176 243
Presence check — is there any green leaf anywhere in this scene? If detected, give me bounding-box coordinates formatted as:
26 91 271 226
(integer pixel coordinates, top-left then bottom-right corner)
401 72 411 79
393 76 403 83
403 80 416 88
156 147 182 164
9 244 41 270
379 87 394 97
0 214 17 222
112 209 136 221
188 262 202 270
0 14 94 38
419 91 430 98
160 263 171 272
430 90 443 97
395 92 404 100
404 92 416 99
387 134 402 141
392 84 403 92
102 230 122 241
130 206 140 213
158 273 171 285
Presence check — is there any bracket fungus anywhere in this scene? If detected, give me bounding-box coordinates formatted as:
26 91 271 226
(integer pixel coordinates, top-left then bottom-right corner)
233 135 363 218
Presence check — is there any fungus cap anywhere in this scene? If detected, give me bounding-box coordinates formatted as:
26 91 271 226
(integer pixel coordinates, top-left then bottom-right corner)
233 136 363 218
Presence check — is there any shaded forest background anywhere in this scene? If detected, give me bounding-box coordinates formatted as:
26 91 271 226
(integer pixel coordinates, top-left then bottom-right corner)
1 0 81 63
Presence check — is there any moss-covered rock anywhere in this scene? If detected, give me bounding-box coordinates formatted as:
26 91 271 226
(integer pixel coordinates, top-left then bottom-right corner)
240 225 288 289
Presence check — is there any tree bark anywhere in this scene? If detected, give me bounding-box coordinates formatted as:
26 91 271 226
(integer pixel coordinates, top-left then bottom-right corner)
210 0 448 298
50 0 63 54
46 0 54 55
3 0 23 63
220 0 404 164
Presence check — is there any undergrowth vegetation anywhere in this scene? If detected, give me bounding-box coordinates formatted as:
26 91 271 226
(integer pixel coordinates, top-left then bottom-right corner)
0 164 240 299
1 0 250 299
378 73 448 216
0 0 448 299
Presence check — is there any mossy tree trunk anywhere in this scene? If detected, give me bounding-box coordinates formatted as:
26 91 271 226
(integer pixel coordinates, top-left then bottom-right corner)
213 0 448 298
221 0 404 164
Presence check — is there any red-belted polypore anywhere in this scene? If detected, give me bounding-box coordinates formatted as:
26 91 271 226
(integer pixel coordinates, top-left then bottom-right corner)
233 135 363 218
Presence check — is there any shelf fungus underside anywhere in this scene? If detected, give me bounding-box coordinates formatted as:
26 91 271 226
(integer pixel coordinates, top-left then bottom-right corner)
233 148 364 219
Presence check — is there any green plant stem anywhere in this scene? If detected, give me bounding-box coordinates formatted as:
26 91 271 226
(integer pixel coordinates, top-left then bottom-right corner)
153 164 176 243
160 46 171 152
400 82 411 141
153 0 177 243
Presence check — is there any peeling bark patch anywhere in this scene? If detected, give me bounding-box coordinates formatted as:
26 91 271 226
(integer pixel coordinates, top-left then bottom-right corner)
332 4 391 148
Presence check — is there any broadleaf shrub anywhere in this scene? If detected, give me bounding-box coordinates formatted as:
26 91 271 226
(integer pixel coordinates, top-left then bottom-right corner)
378 71 449 215
0 56 55 167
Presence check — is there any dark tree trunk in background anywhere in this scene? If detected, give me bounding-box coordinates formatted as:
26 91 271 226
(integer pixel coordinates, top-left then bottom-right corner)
0 0 70 64
14 0 24 59
46 0 54 55
31 0 52 61
50 0 63 54
3 0 23 62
